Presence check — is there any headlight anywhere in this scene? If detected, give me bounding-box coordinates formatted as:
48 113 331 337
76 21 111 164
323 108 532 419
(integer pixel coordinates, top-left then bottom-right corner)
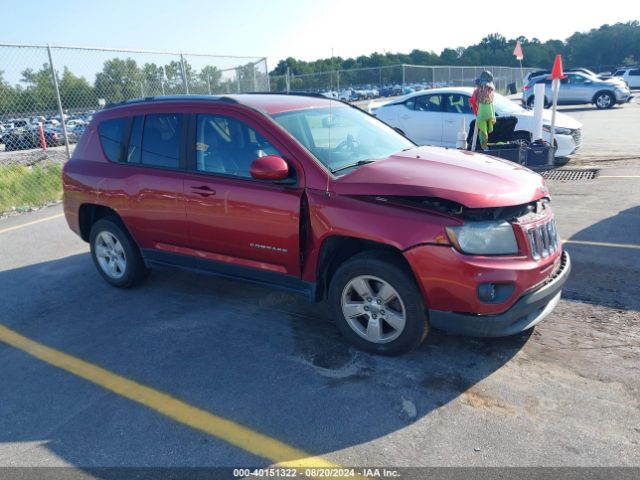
446 221 518 255
543 124 572 135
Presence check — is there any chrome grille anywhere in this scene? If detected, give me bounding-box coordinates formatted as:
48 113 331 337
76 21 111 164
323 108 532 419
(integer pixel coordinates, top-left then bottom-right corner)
527 218 559 260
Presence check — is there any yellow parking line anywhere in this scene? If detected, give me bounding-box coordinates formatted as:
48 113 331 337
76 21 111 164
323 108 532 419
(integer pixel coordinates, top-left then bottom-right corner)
0 323 335 468
563 239 640 250
0 213 64 234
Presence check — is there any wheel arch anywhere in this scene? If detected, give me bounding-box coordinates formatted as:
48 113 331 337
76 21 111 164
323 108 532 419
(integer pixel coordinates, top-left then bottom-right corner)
78 203 121 242
314 235 417 302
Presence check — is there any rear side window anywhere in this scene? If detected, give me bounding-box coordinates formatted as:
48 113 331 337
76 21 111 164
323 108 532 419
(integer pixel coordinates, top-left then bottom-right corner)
98 118 129 162
630 69 640 76
141 113 183 168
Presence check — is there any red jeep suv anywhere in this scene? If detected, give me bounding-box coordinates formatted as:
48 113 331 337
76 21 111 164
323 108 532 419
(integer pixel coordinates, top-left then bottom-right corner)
62 94 570 355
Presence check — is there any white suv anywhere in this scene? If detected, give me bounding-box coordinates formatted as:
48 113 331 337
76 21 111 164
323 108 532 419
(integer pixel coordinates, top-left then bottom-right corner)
613 67 640 89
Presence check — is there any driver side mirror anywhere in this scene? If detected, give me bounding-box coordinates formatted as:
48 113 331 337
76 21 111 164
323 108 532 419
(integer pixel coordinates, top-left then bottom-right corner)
250 155 290 181
584 80 592 84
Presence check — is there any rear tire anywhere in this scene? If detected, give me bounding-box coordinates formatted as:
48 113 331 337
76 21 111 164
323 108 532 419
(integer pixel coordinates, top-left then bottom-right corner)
89 217 150 288
328 252 428 356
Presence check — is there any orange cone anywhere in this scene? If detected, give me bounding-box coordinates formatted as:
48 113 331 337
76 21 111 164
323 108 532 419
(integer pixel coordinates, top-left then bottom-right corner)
548 54 566 80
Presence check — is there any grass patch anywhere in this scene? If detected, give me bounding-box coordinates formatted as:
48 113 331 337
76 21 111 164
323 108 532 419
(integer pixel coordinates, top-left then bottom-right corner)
0 162 63 214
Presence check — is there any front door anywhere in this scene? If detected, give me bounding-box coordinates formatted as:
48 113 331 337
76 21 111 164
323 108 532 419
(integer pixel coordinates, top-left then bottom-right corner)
397 94 443 146
441 93 475 147
184 112 303 277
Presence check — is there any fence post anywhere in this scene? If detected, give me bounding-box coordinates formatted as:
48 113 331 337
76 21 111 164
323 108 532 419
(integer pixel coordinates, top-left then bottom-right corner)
264 58 271 92
46 45 70 160
285 67 290 93
252 63 258 92
180 53 189 94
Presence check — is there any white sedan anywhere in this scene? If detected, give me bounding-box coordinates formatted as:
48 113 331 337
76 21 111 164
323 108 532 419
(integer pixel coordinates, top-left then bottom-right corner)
372 87 583 157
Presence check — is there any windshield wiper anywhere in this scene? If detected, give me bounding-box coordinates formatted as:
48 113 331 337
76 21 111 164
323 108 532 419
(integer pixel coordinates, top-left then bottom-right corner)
331 160 376 174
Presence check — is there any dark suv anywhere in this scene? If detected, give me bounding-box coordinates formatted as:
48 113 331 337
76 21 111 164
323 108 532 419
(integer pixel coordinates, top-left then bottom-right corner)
63 94 570 355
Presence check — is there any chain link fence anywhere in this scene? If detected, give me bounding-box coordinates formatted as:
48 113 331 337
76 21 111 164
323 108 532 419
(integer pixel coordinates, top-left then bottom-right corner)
271 64 537 98
0 43 269 215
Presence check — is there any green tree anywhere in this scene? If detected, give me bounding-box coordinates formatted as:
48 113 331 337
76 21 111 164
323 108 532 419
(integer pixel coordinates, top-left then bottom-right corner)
95 58 142 104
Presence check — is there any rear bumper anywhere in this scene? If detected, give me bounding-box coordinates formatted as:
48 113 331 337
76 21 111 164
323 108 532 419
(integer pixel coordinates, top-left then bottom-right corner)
429 251 571 337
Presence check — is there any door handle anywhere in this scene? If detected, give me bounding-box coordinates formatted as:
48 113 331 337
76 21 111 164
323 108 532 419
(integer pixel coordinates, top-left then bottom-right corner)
191 185 216 197
400 115 409 120
445 119 455 123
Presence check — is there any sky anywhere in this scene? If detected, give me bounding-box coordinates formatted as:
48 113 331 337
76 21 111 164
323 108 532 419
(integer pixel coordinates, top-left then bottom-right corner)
1 0 638 74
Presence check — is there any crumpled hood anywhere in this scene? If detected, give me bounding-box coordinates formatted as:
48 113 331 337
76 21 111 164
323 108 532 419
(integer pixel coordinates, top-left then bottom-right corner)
333 146 549 208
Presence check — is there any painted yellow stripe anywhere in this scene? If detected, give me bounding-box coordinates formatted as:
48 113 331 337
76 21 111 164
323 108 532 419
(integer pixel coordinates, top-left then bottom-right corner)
0 323 335 468
0 213 64 234
563 239 640 250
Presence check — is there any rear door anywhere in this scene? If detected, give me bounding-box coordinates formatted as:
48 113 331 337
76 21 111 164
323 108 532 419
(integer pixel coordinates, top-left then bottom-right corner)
96 113 189 252
183 110 304 277
397 94 443 145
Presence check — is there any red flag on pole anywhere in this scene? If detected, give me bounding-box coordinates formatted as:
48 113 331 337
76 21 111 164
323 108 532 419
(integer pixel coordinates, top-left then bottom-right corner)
549 54 566 80
513 40 524 60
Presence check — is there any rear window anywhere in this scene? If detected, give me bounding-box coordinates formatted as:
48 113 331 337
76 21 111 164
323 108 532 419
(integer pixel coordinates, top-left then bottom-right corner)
613 70 626 76
98 118 129 162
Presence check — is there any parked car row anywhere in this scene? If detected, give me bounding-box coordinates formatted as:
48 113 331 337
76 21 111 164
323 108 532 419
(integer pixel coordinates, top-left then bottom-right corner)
0 112 93 151
372 87 583 157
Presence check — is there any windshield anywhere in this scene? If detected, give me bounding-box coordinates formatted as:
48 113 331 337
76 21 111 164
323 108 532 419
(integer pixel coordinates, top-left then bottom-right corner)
272 105 414 173
493 93 526 115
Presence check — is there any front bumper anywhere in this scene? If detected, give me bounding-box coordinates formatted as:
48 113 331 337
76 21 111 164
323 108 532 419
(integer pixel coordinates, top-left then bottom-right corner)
428 251 571 337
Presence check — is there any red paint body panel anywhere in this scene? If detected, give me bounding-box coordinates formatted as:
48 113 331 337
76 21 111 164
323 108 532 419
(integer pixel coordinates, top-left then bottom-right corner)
335 146 548 208
63 94 566 322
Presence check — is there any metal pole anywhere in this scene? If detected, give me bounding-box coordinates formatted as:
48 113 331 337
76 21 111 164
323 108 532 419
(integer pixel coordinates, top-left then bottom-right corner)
264 58 271 92
549 78 560 165
47 44 70 160
285 67 290 93
252 63 258 92
180 53 189 94
236 68 241 93
402 65 405 86
207 74 211 95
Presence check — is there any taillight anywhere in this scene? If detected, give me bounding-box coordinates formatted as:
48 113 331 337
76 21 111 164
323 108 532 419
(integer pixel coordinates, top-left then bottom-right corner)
524 85 531 91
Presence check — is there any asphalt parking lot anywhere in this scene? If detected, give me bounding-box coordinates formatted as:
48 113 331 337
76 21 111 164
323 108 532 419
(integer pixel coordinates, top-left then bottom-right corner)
0 102 638 477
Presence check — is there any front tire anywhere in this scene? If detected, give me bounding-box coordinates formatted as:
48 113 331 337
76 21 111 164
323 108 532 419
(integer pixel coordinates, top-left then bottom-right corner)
594 91 615 109
328 252 429 356
89 218 150 288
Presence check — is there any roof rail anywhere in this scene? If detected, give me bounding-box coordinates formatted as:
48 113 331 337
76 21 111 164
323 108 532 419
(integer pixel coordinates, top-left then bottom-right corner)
104 95 238 110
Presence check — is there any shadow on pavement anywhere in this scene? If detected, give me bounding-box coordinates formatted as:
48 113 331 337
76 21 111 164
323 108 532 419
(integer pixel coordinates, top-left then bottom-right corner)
563 206 640 311
0 252 531 470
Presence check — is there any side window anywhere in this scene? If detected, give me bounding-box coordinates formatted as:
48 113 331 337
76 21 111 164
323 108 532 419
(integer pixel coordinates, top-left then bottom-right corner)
195 114 281 178
126 116 144 163
444 94 473 114
402 99 415 110
98 117 129 163
630 69 640 76
415 95 442 112
613 70 625 76
141 113 183 168
568 74 586 84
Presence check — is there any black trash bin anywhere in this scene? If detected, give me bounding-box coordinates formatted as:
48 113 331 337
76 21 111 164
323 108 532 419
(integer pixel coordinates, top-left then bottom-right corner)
507 82 517 95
